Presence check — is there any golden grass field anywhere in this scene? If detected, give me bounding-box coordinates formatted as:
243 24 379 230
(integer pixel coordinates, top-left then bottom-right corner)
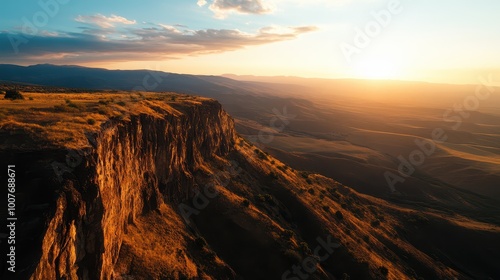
0 91 205 149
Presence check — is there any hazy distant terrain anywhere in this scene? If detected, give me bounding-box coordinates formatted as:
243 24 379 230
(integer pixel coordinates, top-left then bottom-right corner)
230 78 500 199
2 64 499 217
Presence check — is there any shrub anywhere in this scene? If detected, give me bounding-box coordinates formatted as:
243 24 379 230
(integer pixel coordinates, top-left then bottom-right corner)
54 104 79 112
53 105 67 112
67 102 79 108
117 101 126 106
282 229 295 240
254 148 268 160
97 108 109 115
29 97 34 100
264 194 275 204
257 194 275 205
307 188 315 195
277 165 289 172
242 199 250 207
306 178 313 185
268 171 278 180
4 89 24 100
299 242 312 255
322 205 330 212
371 220 381 227
87 118 96 125
353 208 365 218
335 210 343 220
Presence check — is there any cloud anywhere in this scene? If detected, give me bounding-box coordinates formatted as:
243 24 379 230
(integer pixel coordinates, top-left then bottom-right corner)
199 0 274 18
259 25 318 35
0 24 318 64
75 14 136 29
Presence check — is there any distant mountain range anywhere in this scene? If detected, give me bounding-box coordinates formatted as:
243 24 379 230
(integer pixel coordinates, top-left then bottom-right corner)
0 64 266 97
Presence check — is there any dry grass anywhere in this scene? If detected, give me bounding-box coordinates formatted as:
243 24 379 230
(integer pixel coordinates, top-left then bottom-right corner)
227 140 499 279
0 91 207 149
114 204 200 279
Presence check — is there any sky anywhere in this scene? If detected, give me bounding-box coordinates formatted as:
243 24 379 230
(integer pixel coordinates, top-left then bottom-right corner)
0 0 499 85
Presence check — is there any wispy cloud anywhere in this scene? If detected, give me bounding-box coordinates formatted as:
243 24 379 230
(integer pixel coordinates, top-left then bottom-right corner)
199 0 274 18
75 14 136 29
0 22 317 64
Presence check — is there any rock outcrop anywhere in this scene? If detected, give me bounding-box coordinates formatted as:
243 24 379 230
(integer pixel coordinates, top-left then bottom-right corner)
3 99 235 279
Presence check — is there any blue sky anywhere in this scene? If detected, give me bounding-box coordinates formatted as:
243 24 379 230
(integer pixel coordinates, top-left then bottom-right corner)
1 0 499 84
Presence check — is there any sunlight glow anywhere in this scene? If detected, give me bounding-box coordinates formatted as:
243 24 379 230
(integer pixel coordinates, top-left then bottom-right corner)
352 58 402 80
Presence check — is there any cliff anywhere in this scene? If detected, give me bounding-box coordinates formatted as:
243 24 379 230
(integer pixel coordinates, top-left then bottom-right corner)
1 91 499 280
1 94 238 279
45 104 236 280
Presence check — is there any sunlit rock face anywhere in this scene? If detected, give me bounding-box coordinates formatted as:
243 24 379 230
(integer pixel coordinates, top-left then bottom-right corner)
26 100 236 279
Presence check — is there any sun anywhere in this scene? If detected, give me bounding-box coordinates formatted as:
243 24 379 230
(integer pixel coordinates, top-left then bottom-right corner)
352 58 402 80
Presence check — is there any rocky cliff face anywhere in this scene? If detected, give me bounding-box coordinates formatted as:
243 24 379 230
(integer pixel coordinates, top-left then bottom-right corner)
6 100 235 279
